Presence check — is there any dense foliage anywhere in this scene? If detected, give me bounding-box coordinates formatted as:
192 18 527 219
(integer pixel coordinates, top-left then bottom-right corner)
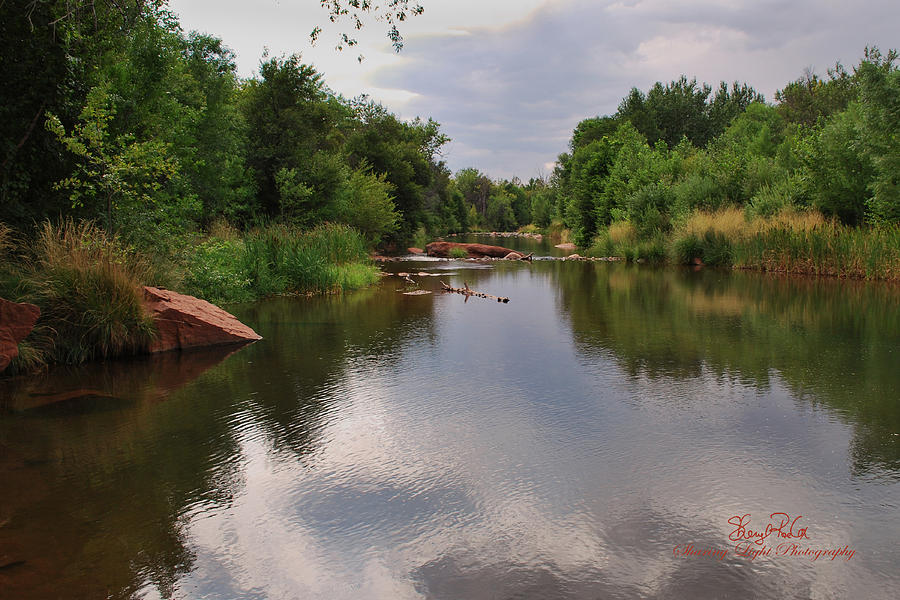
0 0 456 252
550 48 900 265
2 0 897 290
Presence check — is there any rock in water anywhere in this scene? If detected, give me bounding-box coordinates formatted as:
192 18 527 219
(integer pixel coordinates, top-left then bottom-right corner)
142 287 262 353
0 297 41 372
425 241 518 258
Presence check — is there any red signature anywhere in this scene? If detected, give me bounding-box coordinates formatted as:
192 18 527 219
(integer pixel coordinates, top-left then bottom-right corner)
728 513 809 545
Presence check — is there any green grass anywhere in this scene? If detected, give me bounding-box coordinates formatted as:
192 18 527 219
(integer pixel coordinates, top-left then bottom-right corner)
449 247 469 259
182 222 379 304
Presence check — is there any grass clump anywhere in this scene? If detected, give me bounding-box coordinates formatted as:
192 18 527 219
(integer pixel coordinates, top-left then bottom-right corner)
665 207 899 279
449 247 469 259
182 222 379 304
587 221 668 263
16 220 157 365
548 219 572 245
734 221 900 279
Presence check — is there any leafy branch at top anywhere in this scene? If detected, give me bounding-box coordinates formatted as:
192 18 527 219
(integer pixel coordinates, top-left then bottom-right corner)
311 0 424 58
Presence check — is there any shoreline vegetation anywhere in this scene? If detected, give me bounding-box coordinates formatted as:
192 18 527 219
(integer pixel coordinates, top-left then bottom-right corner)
2 2 898 373
0 220 377 374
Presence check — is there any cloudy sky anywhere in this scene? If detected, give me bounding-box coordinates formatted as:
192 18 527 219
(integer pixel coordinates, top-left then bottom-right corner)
169 0 899 180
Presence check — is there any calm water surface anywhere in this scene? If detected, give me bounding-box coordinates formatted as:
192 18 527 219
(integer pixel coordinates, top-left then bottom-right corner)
1 252 899 599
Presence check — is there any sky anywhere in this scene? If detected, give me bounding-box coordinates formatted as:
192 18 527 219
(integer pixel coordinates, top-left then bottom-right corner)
169 0 899 180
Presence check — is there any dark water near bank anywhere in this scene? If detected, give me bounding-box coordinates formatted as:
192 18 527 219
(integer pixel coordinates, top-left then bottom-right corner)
2 251 899 599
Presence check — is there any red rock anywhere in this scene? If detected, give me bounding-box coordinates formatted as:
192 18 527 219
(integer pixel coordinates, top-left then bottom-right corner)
425 241 518 258
555 242 577 250
142 287 261 353
407 247 425 255
0 297 40 373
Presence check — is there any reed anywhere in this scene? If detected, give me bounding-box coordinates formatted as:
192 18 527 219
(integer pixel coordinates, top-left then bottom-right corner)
669 207 898 279
183 222 378 304
18 220 156 364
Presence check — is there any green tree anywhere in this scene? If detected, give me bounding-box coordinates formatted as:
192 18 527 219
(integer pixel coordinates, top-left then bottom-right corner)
775 64 857 126
242 54 346 220
333 165 399 244
345 100 448 241
855 47 900 223
486 189 516 231
45 84 179 232
455 168 493 216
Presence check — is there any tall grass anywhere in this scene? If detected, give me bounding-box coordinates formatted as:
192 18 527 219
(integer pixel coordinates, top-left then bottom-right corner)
182 223 379 304
587 221 667 263
669 207 900 279
16 220 157 365
734 222 900 280
548 219 572 245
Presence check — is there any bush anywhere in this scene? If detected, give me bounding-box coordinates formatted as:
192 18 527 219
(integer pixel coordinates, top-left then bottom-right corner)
182 222 378 304
449 247 468 259
671 174 727 217
19 220 156 364
333 167 399 244
671 233 704 264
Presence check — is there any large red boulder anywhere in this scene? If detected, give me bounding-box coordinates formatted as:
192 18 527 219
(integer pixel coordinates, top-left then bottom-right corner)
425 241 518 258
0 298 40 373
143 287 261 353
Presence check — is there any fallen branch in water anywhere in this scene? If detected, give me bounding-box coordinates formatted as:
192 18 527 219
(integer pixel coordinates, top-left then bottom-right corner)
440 281 510 303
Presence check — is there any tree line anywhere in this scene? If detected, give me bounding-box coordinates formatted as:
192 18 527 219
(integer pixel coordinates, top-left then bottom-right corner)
1 0 469 252
2 2 897 258
549 49 900 247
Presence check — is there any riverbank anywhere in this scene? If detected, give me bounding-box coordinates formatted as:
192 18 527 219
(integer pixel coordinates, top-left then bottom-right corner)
585 208 900 281
0 220 378 374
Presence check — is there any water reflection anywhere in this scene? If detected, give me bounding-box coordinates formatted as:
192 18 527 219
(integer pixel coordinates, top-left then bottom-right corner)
1 259 898 599
551 263 900 475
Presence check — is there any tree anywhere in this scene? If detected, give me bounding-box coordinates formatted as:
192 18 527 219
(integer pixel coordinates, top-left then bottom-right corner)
242 54 346 219
855 47 900 223
775 64 857 126
455 168 492 215
617 76 762 148
345 99 448 240
45 84 179 232
486 189 516 231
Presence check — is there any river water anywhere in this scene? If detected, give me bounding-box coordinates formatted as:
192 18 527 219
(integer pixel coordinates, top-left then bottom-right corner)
1 245 898 599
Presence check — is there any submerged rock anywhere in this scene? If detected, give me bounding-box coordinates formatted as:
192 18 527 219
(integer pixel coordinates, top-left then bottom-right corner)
0 298 40 373
142 287 261 353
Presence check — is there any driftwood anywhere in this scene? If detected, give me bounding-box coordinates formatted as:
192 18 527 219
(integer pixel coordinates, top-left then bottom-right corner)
440 281 510 303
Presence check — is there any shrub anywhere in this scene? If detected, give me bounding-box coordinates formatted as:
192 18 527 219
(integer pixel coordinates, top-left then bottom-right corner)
449 247 468 259
182 222 378 303
19 220 156 364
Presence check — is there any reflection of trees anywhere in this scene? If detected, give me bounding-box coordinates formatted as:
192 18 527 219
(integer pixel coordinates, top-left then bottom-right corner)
552 262 900 473
0 283 435 599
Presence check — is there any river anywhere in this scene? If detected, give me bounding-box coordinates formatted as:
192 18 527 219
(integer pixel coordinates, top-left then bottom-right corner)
1 243 898 599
